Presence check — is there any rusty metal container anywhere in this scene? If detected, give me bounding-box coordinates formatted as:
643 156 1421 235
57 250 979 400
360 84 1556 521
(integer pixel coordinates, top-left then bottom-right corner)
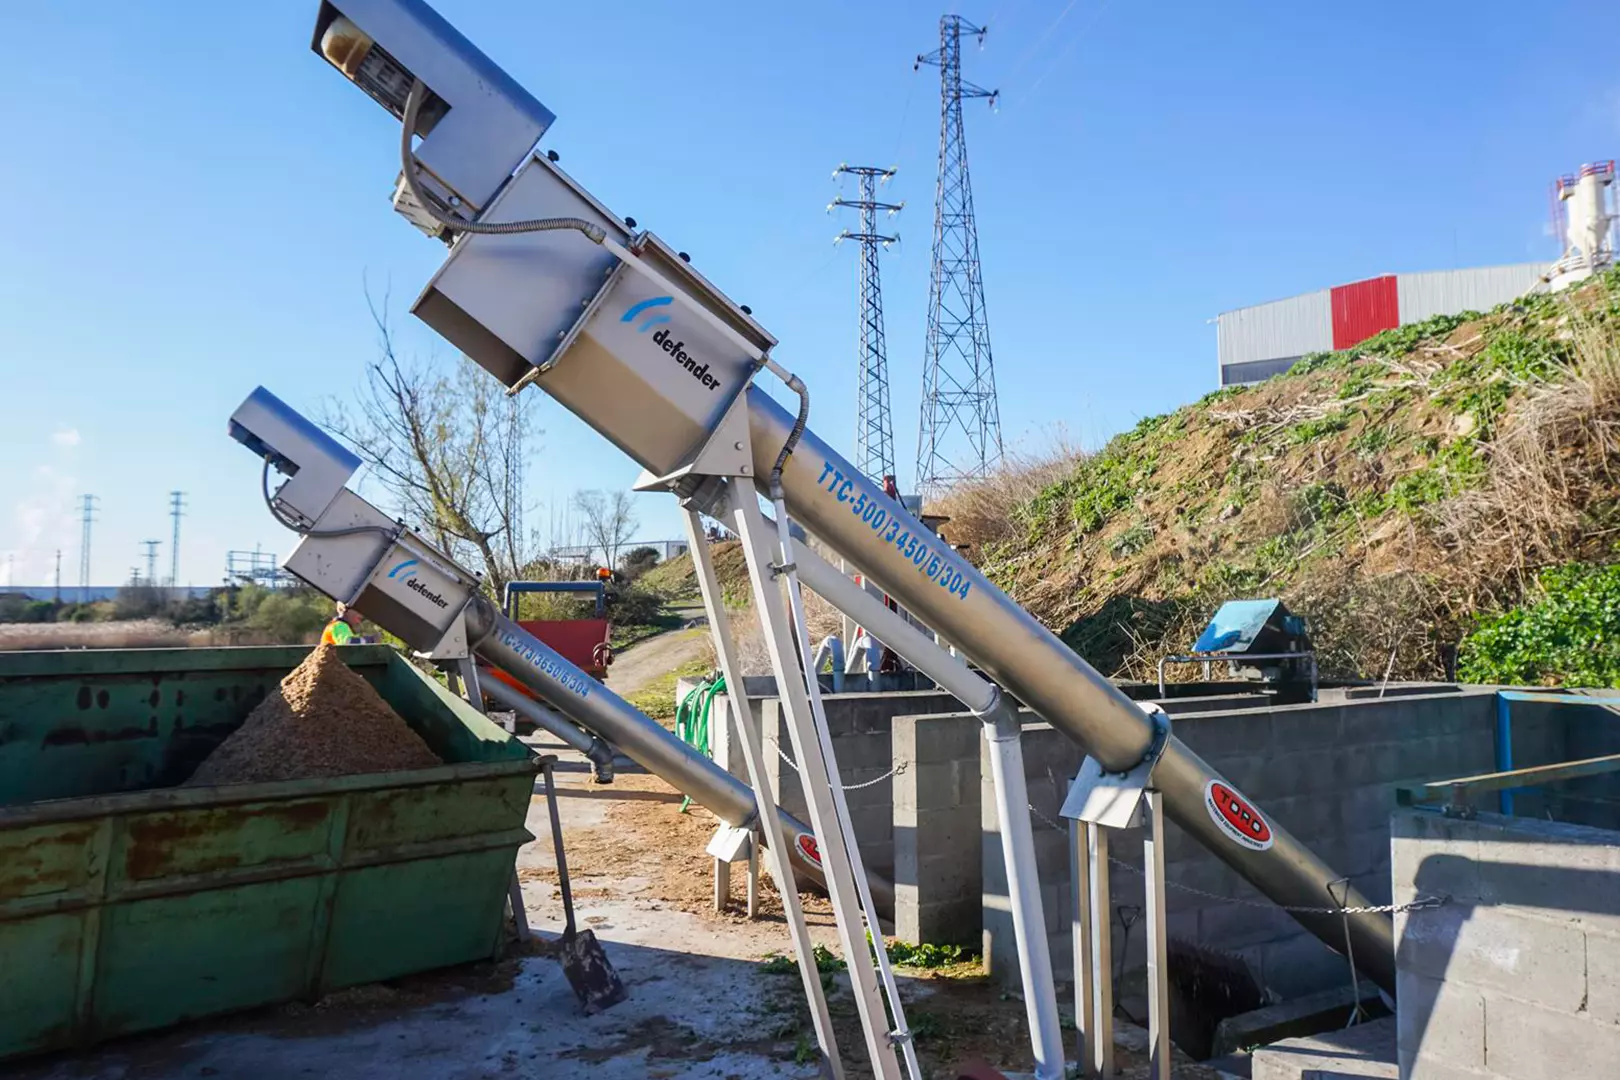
0 644 537 1062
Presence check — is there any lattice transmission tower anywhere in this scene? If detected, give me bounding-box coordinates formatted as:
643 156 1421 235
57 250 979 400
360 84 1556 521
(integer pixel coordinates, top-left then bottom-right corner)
915 15 1002 493
169 491 186 587
831 164 903 482
78 494 98 590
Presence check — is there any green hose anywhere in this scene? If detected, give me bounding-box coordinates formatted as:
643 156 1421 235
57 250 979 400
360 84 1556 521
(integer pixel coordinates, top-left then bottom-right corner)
674 672 726 813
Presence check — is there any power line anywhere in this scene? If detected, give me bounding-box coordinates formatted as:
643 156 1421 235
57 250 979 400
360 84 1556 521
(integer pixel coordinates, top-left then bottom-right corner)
831 164 904 483
915 15 1004 494
1023 0 1117 98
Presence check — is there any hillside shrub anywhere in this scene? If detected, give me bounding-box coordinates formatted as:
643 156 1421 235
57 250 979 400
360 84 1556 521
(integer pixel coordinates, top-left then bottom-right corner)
1459 563 1620 687
243 588 332 642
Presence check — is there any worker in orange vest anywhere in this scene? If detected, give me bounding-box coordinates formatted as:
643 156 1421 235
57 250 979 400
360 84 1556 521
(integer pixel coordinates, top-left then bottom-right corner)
321 602 363 646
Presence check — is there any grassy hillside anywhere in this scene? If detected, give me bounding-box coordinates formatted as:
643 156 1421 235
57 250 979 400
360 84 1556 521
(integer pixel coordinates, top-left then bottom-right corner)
638 541 751 607
937 270 1620 685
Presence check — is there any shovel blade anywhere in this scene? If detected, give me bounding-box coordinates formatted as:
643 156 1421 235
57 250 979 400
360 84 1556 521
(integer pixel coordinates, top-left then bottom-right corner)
559 929 627 1013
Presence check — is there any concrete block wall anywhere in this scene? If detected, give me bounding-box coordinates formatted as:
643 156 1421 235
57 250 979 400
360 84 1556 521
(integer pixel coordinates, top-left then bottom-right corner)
893 712 984 945
1392 808 1620 1080
971 689 1519 998
758 691 961 878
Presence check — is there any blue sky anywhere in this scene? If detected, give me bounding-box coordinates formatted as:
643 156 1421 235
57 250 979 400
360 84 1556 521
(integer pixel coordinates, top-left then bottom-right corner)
2 0 1617 586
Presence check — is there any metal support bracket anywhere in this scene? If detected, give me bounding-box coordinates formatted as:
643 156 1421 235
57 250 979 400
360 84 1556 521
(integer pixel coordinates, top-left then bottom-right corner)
1062 707 1173 1080
1060 706 1172 830
630 393 757 490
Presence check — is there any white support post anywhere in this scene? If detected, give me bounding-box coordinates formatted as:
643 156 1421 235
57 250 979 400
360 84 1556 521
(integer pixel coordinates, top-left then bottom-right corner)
747 838 760 918
713 858 731 913
1143 789 1170 1080
1071 816 1093 1075
731 495 904 1080
682 509 845 1078
1089 823 1114 1080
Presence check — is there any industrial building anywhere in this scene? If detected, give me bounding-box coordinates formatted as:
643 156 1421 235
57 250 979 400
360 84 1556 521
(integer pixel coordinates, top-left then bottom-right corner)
1215 263 1550 386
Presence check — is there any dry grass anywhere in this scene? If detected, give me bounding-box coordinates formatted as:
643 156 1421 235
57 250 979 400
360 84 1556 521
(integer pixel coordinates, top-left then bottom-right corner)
1432 312 1620 589
926 433 1083 553
0 620 312 652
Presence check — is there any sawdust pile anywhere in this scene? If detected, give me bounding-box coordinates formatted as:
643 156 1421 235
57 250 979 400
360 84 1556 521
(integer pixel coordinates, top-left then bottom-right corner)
187 642 442 786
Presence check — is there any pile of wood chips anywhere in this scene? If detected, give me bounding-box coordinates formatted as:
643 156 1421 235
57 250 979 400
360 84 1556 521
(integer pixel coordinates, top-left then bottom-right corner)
187 642 442 786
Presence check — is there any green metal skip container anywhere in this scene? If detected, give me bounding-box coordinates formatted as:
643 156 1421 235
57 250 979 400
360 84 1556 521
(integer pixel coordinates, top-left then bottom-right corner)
0 644 539 1062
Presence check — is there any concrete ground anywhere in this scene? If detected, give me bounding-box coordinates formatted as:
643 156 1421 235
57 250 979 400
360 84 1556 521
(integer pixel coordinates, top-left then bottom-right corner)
11 737 1220 1080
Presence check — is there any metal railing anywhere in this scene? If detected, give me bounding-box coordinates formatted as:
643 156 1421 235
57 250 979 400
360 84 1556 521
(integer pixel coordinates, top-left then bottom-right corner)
1156 650 1317 700
1398 752 1620 819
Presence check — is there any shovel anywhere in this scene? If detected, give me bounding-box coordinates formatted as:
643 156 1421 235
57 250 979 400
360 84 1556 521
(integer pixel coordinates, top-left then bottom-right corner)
541 757 627 1013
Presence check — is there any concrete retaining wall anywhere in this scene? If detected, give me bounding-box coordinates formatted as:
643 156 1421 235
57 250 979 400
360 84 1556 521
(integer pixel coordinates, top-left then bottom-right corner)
962 689 1565 997
669 676 1614 1012
1392 808 1620 1080
757 691 962 879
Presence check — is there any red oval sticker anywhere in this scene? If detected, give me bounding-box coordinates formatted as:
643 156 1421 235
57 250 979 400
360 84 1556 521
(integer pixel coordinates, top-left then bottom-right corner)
795 832 822 867
1205 780 1274 851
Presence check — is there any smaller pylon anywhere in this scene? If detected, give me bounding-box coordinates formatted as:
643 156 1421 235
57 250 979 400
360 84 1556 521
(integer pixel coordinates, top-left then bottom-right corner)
830 164 903 483
141 540 161 586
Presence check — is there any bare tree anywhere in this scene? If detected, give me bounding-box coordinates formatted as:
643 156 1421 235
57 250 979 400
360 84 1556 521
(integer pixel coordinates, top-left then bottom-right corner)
320 287 539 598
572 489 638 570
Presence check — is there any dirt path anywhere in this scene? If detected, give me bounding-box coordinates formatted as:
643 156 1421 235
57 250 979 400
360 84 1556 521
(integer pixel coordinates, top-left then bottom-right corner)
609 628 711 698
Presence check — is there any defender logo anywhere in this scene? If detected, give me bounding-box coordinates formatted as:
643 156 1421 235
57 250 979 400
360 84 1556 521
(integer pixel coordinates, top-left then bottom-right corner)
621 296 723 392
405 577 449 609
384 558 449 609
621 296 672 333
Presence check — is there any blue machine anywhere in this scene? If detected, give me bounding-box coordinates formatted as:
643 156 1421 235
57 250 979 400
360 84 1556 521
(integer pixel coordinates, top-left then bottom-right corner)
1162 598 1316 701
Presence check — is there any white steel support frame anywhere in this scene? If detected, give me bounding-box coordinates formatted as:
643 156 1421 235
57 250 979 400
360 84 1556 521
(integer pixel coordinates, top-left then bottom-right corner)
1066 775 1171 1080
730 493 910 1080
682 507 844 1077
1086 825 1113 1078
1069 819 1097 1075
715 483 1064 1079
1143 789 1170 1080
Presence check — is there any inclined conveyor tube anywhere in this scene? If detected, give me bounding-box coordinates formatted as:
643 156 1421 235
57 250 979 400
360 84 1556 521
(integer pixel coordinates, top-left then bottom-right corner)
461 592 894 912
743 387 1397 992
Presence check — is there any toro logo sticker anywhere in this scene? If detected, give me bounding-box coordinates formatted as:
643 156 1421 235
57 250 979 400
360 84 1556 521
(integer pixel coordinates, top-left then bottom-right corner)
1205 780 1273 851
795 832 822 867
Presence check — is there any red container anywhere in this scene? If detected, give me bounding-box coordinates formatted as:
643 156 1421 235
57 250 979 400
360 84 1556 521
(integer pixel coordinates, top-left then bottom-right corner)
1330 275 1399 350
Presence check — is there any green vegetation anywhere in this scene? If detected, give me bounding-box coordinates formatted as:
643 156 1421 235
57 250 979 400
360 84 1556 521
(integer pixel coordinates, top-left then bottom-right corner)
882 940 971 969
760 943 847 994
1109 521 1153 558
1434 328 1571 435
0 583 334 644
956 270 1620 686
1459 563 1620 687
1018 412 1184 540
1288 411 1350 443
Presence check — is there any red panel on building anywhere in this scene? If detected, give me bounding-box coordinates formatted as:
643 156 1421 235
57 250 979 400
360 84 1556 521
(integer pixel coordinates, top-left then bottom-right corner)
1330 275 1400 350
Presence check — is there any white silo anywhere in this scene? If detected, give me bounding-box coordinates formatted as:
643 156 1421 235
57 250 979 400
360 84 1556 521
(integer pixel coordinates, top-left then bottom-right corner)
1548 161 1617 291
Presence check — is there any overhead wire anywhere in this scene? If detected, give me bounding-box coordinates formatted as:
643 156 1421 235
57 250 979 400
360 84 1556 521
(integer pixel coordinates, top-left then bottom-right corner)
1022 0 1118 99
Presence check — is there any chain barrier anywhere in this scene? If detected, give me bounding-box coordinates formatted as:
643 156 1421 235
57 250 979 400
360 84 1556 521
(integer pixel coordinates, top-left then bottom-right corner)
776 741 908 790
1025 802 1446 917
